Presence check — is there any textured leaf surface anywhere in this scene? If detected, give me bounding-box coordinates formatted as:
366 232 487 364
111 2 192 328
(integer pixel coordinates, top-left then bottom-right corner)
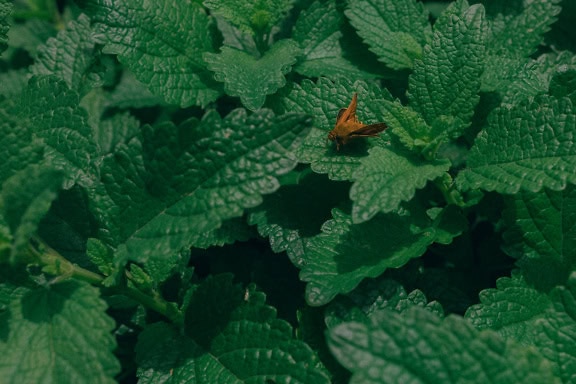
91 109 311 271
77 0 219 107
301 206 464 306
136 275 330 383
293 1 377 79
345 0 431 70
457 95 576 194
0 0 11 54
204 39 300 110
408 2 485 137
275 77 392 181
328 306 556 384
0 76 98 188
31 14 102 95
0 281 119 383
350 147 450 223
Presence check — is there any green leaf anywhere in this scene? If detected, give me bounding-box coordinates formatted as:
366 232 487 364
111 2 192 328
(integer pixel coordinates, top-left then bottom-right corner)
345 0 431 70
204 0 293 35
136 275 330 383
292 1 377 79
91 110 312 275
0 69 28 97
204 39 300 110
214 16 259 57
408 1 485 137
192 217 256 249
275 77 392 181
0 0 12 54
350 147 450 223
77 0 220 107
31 14 102 96
328 306 557 384
1 165 64 262
301 205 464 306
0 76 98 188
0 281 119 383
105 70 165 109
457 95 576 194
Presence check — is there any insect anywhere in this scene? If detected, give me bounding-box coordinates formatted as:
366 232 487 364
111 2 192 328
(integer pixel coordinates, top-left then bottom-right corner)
327 93 387 151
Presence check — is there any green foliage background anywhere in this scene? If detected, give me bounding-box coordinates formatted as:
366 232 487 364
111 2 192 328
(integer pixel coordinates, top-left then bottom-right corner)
1 0 576 383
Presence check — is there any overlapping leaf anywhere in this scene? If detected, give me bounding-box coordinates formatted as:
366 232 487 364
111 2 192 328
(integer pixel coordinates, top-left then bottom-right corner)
0 0 11 54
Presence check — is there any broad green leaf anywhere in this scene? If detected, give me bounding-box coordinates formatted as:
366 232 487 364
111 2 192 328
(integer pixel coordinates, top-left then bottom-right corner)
350 146 450 223
292 1 377 79
550 68 576 106
91 109 312 276
6 19 56 55
105 71 164 109
275 77 392 181
0 281 119 383
204 0 293 35
204 39 300 110
192 217 256 249
0 69 28 97
31 14 102 96
301 205 464 306
0 0 11 54
409 1 485 137
329 306 557 384
345 0 431 70
214 16 258 57
457 95 576 194
136 275 330 383
77 0 220 107
0 76 98 188
1 165 64 262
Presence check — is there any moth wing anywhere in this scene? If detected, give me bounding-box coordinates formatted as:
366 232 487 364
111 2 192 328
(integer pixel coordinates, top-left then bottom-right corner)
336 93 359 124
349 123 387 137
336 108 347 124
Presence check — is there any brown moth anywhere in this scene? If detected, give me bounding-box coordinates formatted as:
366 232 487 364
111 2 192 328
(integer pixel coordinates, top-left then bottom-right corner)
327 93 387 151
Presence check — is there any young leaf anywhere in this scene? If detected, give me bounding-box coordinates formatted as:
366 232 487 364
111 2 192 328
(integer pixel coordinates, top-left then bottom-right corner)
204 39 301 111
0 281 119 383
292 1 377 79
91 109 312 275
31 14 102 96
0 0 11 54
345 0 432 70
135 275 330 383
350 146 450 223
457 95 576 194
328 306 557 383
408 1 485 137
275 77 392 181
77 0 220 107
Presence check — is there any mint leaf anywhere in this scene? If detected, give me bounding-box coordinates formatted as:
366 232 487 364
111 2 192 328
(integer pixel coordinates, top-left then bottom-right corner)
457 95 576 194
345 0 431 70
0 281 119 382
293 1 377 79
301 205 463 306
91 110 311 272
204 39 300 111
214 16 259 57
350 146 450 223
0 0 11 54
78 0 219 107
409 1 485 137
106 71 164 109
0 69 28 97
0 76 98 188
31 14 102 95
275 77 392 181
135 275 330 383
192 217 256 249
204 0 293 35
328 306 556 383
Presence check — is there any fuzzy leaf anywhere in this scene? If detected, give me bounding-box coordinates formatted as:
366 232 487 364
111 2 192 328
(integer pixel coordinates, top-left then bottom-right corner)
301 205 465 306
329 306 557 384
136 275 330 383
408 1 485 137
91 109 311 273
345 0 431 70
0 281 119 383
457 95 576 194
350 147 450 223
275 77 392 181
204 39 300 110
31 14 102 95
77 0 220 107
293 1 377 79
0 0 11 54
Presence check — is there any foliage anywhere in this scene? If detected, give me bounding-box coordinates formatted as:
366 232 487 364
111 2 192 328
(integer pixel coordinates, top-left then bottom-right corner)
1 0 575 383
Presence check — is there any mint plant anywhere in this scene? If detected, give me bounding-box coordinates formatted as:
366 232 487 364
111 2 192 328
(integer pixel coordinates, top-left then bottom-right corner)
1 0 576 383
